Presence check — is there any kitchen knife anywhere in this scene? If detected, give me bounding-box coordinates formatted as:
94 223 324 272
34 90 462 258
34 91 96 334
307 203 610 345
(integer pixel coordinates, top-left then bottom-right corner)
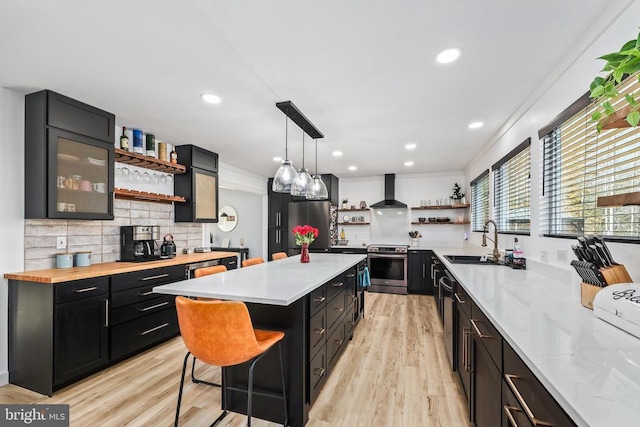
592 243 611 267
570 260 590 284
586 261 607 286
588 244 606 268
581 261 598 285
593 236 618 265
571 245 584 261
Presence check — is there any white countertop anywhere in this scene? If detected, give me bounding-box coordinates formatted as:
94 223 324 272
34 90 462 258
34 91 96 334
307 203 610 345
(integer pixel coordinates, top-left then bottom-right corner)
152 253 366 306
433 246 640 427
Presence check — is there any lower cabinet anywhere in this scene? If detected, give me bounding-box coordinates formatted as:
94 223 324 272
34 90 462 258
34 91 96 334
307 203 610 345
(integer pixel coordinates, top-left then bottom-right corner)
408 250 434 294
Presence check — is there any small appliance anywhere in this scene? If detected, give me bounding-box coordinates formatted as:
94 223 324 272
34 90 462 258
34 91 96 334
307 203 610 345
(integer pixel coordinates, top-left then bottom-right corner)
160 234 177 258
120 225 161 262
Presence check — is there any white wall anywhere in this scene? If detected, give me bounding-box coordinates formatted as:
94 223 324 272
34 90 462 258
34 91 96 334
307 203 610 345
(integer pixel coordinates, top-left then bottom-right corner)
0 88 25 385
465 2 640 283
339 172 467 246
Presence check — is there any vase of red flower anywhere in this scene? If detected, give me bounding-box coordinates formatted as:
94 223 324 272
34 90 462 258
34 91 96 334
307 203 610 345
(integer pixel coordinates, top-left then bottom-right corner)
292 224 319 263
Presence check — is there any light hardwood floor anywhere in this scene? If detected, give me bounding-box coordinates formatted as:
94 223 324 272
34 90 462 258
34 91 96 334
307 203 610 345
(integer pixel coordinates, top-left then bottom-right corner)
0 293 470 426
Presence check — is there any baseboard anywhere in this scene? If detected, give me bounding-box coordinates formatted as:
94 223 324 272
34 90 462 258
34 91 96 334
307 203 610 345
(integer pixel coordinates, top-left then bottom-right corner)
0 370 8 386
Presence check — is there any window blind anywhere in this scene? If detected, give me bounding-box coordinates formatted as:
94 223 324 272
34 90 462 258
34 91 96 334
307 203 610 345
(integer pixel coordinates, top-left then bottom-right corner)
492 138 531 234
471 170 489 232
542 75 640 239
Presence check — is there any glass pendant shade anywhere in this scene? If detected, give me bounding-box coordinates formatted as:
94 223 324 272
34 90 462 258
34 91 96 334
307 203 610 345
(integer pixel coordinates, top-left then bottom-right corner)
272 159 296 192
290 167 312 196
306 174 328 200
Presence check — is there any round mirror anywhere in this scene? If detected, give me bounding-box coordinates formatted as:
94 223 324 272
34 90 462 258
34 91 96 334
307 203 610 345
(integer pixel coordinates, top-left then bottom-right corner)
217 205 238 232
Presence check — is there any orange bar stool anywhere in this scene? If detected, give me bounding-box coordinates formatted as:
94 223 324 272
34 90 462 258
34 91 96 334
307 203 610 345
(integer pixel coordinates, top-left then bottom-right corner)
242 257 265 267
190 264 227 387
174 297 287 427
272 252 288 260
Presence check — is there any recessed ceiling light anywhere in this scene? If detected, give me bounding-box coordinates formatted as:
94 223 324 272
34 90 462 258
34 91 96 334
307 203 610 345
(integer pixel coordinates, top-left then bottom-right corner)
273 156 282 162
468 121 484 129
436 48 461 64
405 143 417 150
404 161 414 167
348 166 357 171
201 93 221 104
332 151 343 157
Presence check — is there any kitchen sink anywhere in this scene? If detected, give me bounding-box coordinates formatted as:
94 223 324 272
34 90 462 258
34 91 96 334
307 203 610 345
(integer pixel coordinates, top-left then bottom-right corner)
443 255 499 265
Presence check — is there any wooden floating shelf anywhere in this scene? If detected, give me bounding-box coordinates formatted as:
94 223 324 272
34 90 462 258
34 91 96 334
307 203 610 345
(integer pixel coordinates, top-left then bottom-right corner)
411 204 470 210
602 104 632 130
338 222 370 226
114 188 186 204
337 208 369 212
597 191 640 207
115 149 186 174
411 221 470 225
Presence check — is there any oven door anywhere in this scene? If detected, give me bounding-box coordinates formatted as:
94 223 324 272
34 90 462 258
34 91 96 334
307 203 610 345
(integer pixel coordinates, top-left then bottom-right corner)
367 253 408 294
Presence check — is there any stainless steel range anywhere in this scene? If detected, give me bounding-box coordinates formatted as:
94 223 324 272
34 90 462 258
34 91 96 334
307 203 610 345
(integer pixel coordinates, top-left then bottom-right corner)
367 244 408 294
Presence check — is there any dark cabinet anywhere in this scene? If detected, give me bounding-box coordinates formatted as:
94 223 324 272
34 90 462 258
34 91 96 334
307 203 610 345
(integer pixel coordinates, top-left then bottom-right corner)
408 250 433 295
220 255 238 270
174 145 219 223
290 174 340 206
25 90 115 220
268 178 292 255
455 293 471 411
431 255 443 321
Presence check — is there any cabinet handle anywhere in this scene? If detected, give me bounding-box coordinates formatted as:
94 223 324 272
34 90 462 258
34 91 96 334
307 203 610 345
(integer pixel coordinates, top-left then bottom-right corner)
503 406 523 427
346 273 355 278
430 263 435 280
332 281 344 288
74 286 98 293
139 301 169 312
454 293 465 304
228 261 236 265
140 273 169 281
313 296 326 303
313 368 325 377
462 327 472 373
140 322 169 336
471 318 492 339
313 328 325 336
139 290 154 296
104 299 109 327
422 264 426 278
334 338 345 346
504 374 554 427
333 307 344 313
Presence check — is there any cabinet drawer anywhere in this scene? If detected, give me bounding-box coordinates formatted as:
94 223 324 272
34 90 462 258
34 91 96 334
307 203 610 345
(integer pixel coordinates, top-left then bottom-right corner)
327 272 348 302
111 283 160 308
344 308 355 340
110 308 179 361
310 284 327 315
309 348 327 405
221 256 238 270
327 322 346 373
502 379 532 427
111 294 176 326
470 304 502 371
111 265 185 292
503 341 576 427
55 277 109 304
326 290 346 334
176 144 218 172
309 306 327 358
453 283 472 319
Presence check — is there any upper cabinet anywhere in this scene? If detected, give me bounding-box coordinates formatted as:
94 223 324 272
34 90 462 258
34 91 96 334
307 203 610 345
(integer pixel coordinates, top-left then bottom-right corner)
174 145 219 223
25 90 115 220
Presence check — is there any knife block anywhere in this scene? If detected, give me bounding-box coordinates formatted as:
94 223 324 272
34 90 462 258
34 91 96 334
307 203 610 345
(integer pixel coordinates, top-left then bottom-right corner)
580 264 633 310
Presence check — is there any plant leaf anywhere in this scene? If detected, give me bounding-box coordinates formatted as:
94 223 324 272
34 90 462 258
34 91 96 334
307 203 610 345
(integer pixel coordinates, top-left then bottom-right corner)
627 110 640 127
604 83 618 97
603 101 615 115
591 111 602 121
598 52 628 62
590 85 605 98
637 32 640 48
613 69 624 83
621 39 636 51
625 93 638 106
620 56 640 74
596 121 604 133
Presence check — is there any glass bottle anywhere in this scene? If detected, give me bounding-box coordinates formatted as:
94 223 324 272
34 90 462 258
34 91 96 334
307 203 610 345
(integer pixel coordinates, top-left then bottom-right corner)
170 149 178 164
120 126 129 151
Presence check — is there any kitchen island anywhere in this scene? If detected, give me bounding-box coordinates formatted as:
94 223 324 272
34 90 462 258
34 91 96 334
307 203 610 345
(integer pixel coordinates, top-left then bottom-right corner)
433 246 640 427
153 253 366 427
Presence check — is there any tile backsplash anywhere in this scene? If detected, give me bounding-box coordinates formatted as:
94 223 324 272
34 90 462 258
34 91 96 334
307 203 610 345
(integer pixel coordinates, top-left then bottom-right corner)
24 199 203 270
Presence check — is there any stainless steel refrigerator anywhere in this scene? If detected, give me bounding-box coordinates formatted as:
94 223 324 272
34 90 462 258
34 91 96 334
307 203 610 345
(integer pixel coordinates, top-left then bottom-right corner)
288 201 337 254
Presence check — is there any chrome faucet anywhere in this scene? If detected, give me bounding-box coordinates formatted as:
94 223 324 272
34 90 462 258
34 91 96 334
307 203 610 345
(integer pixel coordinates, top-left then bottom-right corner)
482 219 501 262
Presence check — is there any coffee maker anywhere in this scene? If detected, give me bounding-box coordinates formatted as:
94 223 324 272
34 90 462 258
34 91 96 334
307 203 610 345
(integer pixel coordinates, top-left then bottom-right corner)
120 225 161 262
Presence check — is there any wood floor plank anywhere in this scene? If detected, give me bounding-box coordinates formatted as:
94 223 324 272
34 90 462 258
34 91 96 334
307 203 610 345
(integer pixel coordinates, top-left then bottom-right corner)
0 293 470 426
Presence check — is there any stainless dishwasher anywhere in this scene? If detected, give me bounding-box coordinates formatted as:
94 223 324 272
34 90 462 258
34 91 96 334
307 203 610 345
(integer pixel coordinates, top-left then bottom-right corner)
185 259 222 279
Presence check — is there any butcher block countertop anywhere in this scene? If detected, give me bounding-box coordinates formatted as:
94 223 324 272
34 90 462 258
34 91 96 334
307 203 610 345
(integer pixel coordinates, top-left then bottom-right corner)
3 252 238 284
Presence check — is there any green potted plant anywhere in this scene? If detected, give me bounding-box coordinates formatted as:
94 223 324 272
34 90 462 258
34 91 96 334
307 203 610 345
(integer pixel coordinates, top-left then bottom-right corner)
341 198 349 209
450 183 465 206
589 28 640 132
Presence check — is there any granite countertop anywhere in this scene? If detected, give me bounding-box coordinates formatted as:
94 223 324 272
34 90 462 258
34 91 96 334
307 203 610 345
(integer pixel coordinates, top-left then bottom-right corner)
3 252 238 284
432 246 640 427
153 253 366 306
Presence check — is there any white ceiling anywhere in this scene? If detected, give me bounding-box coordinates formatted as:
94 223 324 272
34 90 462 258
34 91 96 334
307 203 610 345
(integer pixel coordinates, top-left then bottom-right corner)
0 0 632 179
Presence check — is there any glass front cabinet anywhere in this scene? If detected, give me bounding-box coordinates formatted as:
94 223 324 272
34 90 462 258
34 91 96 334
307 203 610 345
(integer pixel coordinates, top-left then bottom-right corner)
25 90 115 220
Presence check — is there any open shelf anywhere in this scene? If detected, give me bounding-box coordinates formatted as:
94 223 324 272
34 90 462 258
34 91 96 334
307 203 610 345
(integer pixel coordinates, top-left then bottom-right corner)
411 221 469 225
338 208 369 212
411 204 470 210
597 191 640 207
115 148 186 174
602 104 633 130
338 222 370 226
114 188 186 204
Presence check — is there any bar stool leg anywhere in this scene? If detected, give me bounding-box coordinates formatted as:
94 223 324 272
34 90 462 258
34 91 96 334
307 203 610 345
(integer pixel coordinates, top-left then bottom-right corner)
175 352 191 427
278 342 288 426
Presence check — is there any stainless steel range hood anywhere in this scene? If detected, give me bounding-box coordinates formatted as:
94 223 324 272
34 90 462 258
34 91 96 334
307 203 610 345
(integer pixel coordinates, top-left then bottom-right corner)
370 174 407 209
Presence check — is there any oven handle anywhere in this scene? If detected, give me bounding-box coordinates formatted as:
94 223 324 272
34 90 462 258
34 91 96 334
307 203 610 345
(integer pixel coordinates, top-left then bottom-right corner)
367 253 407 259
439 276 452 292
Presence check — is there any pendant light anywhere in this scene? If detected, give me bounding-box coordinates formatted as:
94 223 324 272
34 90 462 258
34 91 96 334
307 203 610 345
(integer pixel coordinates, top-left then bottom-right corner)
290 129 313 196
272 115 297 193
306 138 328 200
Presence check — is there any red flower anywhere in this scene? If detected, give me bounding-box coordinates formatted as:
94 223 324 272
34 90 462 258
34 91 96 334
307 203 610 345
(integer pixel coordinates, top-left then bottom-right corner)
292 224 320 245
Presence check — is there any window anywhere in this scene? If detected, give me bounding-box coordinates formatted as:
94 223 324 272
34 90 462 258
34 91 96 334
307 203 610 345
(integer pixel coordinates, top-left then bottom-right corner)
471 170 489 232
541 75 640 239
492 138 531 234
